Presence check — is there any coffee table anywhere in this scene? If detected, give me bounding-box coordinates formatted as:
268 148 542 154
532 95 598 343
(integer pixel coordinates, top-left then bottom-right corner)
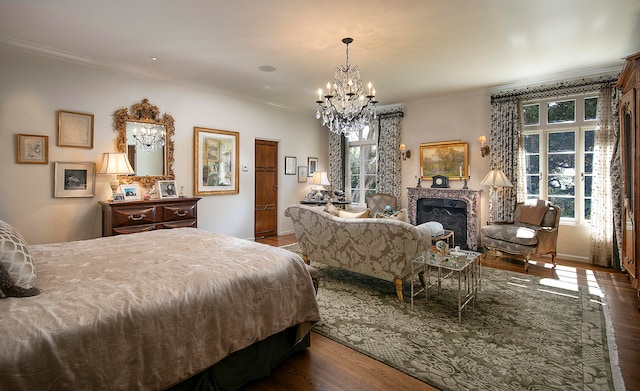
410 250 481 323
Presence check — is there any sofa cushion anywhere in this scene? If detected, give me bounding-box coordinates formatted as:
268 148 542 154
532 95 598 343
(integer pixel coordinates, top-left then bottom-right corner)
375 208 409 223
338 209 370 219
518 199 548 226
482 224 538 246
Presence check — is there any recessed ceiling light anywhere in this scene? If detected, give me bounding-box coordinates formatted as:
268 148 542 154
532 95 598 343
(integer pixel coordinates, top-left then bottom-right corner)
259 65 276 72
151 57 158 61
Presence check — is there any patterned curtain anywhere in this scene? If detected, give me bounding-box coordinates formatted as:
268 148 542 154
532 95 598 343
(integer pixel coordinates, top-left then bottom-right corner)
488 97 520 221
328 132 345 194
589 84 621 268
376 109 404 203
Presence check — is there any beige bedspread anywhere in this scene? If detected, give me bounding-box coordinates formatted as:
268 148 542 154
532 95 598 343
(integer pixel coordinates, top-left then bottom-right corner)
0 228 320 390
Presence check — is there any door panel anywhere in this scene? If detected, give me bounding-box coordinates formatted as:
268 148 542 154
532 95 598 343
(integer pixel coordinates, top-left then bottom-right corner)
255 140 278 238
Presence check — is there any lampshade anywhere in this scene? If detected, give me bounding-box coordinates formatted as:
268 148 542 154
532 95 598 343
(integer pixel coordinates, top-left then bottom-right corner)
310 171 330 187
480 169 513 188
97 152 135 175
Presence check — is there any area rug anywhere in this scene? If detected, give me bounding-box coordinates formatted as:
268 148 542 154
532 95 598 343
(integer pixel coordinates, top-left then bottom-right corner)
281 243 622 391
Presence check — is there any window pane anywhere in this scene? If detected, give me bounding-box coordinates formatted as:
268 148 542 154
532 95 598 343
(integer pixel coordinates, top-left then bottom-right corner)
548 132 575 153
550 197 575 218
548 175 575 195
524 134 539 153
584 97 597 121
584 130 594 152
526 155 539 174
349 147 360 172
584 175 592 198
527 176 540 195
362 125 375 141
346 131 359 142
584 154 593 174
523 104 540 126
547 100 575 123
548 153 575 174
584 199 591 220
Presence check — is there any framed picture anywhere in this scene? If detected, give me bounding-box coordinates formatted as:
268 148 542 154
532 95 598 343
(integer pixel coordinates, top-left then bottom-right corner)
17 134 48 164
419 140 469 180
307 157 318 177
157 180 178 199
194 127 239 195
58 110 94 149
298 166 307 182
113 193 125 202
53 162 95 198
121 183 141 201
285 156 297 175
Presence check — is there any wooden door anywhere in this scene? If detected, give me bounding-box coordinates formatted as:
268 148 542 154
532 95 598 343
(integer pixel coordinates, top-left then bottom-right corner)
255 140 278 238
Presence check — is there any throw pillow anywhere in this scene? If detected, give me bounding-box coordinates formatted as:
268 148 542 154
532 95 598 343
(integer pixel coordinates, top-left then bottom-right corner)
325 202 340 216
374 208 409 223
0 220 38 294
338 209 370 219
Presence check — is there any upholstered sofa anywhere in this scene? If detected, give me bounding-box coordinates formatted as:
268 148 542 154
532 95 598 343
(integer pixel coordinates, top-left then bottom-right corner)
480 200 561 271
284 204 442 301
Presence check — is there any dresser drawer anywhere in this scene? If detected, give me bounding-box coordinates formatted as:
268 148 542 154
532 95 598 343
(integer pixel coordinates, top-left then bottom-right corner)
112 224 158 235
162 203 197 222
112 206 157 228
162 220 197 229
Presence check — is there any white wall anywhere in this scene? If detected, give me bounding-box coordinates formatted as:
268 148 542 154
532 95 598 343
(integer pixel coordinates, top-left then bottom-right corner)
399 90 589 262
0 46 327 244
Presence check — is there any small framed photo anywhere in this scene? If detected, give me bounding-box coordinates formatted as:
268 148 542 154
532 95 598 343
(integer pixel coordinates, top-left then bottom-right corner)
113 193 125 202
157 180 178 198
121 183 141 201
17 134 48 164
54 162 95 198
58 110 94 149
285 156 297 175
307 157 318 177
298 166 307 182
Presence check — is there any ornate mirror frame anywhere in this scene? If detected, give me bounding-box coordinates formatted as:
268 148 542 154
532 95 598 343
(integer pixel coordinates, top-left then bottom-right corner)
114 99 175 189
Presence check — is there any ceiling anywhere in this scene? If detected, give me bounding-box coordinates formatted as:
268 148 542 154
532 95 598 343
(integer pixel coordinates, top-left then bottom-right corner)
1 0 638 112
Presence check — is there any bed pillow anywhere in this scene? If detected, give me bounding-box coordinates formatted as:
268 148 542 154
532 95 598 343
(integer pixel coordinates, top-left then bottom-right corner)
338 209 370 219
0 220 39 297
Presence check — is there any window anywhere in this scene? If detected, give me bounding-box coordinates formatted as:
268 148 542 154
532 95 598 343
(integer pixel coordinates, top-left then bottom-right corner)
523 93 597 223
346 125 377 204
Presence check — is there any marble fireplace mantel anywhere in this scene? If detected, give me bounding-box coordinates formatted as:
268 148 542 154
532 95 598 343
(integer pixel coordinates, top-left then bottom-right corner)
408 187 482 250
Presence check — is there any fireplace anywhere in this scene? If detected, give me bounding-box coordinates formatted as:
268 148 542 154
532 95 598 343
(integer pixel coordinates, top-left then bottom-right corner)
408 187 482 250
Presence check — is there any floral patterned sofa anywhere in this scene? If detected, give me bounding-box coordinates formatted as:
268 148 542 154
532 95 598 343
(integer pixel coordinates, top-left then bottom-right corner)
284 204 442 301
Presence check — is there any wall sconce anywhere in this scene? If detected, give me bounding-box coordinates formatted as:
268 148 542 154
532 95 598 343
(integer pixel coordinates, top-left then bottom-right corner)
478 135 490 157
399 143 411 160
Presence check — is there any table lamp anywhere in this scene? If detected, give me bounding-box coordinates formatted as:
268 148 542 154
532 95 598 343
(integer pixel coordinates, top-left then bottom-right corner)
480 169 513 220
97 152 135 200
309 171 330 200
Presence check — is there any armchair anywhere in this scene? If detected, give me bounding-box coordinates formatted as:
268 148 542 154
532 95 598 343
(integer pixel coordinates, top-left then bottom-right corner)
366 193 398 216
480 200 560 272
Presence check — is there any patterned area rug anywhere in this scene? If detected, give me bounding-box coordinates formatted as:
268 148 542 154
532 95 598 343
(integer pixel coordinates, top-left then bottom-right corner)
282 244 620 391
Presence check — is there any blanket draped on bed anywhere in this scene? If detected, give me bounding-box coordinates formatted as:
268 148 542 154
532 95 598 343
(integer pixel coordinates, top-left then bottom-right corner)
0 228 319 390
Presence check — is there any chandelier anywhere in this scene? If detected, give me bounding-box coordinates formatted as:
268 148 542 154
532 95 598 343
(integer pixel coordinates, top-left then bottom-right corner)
131 123 166 153
315 38 378 135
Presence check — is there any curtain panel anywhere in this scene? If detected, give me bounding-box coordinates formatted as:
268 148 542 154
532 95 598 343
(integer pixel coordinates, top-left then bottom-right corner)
376 109 404 203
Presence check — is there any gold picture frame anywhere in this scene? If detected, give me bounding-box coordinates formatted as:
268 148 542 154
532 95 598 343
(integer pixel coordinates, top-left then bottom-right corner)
58 110 94 148
419 140 469 180
17 134 48 164
194 127 239 195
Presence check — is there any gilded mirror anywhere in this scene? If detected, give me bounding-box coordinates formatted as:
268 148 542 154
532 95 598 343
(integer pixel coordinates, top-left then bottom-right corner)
114 99 175 189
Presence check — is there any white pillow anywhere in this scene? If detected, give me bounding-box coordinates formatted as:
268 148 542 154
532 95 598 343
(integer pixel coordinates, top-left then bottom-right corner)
338 209 370 219
0 220 37 290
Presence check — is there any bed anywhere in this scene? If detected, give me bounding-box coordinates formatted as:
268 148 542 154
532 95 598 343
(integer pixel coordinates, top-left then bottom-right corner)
0 224 320 390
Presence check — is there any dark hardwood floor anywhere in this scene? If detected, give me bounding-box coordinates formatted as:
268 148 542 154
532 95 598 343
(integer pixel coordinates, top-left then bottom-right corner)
249 234 640 391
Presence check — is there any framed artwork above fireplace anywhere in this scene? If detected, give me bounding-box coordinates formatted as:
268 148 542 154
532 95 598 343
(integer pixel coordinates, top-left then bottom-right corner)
419 140 468 180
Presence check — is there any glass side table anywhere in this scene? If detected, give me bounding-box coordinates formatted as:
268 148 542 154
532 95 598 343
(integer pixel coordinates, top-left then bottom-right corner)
410 249 481 323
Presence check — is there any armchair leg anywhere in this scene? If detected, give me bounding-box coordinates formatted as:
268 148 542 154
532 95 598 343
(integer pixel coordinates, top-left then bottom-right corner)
524 256 530 272
394 278 404 302
551 253 557 269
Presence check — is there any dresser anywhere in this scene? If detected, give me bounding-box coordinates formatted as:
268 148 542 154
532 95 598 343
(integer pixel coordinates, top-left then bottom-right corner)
617 52 640 304
99 197 201 236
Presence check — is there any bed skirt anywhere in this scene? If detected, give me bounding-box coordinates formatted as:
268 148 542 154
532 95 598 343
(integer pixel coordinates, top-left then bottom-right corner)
167 326 311 391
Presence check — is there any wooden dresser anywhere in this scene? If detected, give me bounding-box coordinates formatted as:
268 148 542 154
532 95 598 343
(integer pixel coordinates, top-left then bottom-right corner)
617 52 640 304
99 197 201 236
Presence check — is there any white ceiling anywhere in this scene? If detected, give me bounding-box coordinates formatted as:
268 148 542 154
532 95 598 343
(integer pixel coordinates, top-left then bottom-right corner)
1 0 638 111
